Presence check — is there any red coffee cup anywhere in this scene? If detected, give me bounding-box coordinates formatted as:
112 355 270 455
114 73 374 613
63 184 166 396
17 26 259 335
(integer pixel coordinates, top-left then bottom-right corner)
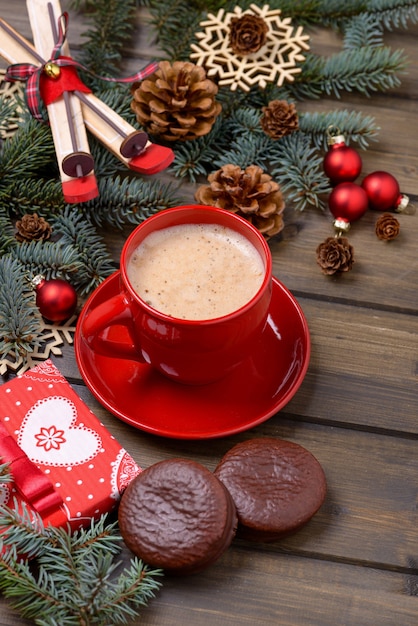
80 205 272 384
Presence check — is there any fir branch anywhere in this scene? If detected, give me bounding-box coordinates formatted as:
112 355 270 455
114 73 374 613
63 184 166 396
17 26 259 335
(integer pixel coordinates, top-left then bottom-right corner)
214 133 273 171
148 0 206 60
87 138 127 179
0 208 15 255
316 46 408 97
0 500 163 626
225 107 265 135
69 516 122 559
72 0 138 79
342 14 385 49
0 498 50 560
170 118 230 181
366 0 418 30
269 133 331 212
94 557 163 623
0 257 42 359
171 139 218 181
288 54 328 101
309 0 368 23
0 462 13 482
51 207 116 294
93 84 137 126
216 85 261 118
0 118 56 184
1 178 64 220
298 109 380 150
8 240 83 284
83 175 183 229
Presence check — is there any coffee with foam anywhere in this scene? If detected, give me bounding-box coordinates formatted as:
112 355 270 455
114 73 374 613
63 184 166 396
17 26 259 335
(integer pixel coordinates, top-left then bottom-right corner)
127 223 265 320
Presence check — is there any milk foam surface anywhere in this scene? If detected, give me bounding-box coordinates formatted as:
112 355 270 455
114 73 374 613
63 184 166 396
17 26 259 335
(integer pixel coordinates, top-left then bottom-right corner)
127 223 265 320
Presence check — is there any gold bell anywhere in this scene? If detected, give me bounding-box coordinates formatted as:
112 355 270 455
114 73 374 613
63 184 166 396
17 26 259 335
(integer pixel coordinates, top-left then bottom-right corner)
44 62 61 79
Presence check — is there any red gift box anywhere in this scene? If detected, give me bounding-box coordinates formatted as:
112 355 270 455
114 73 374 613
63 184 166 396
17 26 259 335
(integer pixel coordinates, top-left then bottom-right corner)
0 359 141 531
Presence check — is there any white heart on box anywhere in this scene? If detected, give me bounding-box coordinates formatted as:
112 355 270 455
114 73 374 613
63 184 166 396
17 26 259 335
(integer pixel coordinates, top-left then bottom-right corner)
18 396 102 466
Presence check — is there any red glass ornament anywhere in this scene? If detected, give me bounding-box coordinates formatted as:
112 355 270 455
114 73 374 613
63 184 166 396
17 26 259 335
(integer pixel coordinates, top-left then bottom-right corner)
361 170 407 211
328 182 369 225
323 131 362 185
33 276 77 322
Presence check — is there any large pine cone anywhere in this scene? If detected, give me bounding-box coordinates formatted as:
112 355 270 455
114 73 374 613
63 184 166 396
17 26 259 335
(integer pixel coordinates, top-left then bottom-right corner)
195 164 285 238
130 61 221 142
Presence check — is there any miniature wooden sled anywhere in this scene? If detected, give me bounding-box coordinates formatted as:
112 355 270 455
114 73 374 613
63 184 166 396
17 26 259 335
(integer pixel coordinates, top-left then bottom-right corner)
0 0 174 203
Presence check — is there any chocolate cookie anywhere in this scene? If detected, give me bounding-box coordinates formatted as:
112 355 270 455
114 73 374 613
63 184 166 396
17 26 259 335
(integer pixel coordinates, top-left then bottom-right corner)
118 458 238 574
214 437 326 542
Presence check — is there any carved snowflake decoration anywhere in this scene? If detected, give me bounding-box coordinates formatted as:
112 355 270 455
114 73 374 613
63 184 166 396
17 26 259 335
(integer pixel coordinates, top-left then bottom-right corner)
190 4 310 92
0 316 76 376
0 69 24 139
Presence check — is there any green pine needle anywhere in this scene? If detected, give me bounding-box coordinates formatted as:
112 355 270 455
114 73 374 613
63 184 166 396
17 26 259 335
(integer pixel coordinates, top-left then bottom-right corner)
82 175 184 228
320 46 408 97
51 207 116 294
71 0 138 80
0 257 43 359
366 0 418 30
299 109 380 150
0 469 163 626
269 133 331 212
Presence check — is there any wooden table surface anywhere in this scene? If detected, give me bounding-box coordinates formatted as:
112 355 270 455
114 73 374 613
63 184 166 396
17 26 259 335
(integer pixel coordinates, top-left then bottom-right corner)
1 3 417 625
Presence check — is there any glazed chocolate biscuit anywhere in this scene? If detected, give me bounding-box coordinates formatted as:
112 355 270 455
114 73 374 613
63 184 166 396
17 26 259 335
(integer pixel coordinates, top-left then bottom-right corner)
214 437 326 541
118 458 237 574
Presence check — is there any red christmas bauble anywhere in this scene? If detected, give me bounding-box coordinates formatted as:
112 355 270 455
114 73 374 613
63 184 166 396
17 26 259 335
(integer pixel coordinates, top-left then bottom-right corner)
323 138 362 185
361 170 402 211
328 182 369 223
34 276 77 322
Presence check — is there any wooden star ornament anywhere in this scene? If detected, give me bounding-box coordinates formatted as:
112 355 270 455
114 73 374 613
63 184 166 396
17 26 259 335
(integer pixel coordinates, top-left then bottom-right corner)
0 0 174 203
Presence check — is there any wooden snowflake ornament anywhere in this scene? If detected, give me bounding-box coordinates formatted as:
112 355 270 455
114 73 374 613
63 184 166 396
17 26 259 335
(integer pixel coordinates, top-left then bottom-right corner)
190 4 310 92
0 0 174 203
0 315 76 376
0 69 24 139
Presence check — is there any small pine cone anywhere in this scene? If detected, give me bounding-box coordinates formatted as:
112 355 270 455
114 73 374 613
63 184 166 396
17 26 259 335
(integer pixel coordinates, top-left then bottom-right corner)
229 14 269 55
130 61 221 142
195 164 285 238
375 213 400 240
316 236 354 275
15 213 52 242
261 100 299 140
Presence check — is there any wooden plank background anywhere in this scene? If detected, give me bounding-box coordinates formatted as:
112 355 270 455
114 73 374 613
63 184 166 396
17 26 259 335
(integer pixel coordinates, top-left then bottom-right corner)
0 2 417 625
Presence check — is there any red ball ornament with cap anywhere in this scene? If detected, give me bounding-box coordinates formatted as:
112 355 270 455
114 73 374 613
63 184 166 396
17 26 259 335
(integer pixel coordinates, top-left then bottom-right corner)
33 275 78 322
361 170 410 212
323 127 362 186
328 182 369 233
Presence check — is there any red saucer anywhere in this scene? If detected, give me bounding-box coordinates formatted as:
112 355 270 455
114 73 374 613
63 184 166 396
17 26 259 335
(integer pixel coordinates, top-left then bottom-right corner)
75 272 310 439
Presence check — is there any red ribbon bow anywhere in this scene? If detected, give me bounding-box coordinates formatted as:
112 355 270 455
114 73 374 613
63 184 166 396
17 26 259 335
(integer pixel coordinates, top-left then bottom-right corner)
5 12 158 122
0 422 64 518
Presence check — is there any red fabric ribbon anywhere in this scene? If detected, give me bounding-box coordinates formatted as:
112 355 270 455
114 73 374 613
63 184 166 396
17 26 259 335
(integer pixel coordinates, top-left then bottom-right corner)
39 56 91 106
5 12 158 122
0 422 64 518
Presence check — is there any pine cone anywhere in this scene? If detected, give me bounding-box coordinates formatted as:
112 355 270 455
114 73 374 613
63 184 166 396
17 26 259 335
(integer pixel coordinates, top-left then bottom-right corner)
261 100 299 140
15 213 52 242
195 164 285 238
130 61 221 142
229 14 269 55
316 236 354 275
375 213 400 240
